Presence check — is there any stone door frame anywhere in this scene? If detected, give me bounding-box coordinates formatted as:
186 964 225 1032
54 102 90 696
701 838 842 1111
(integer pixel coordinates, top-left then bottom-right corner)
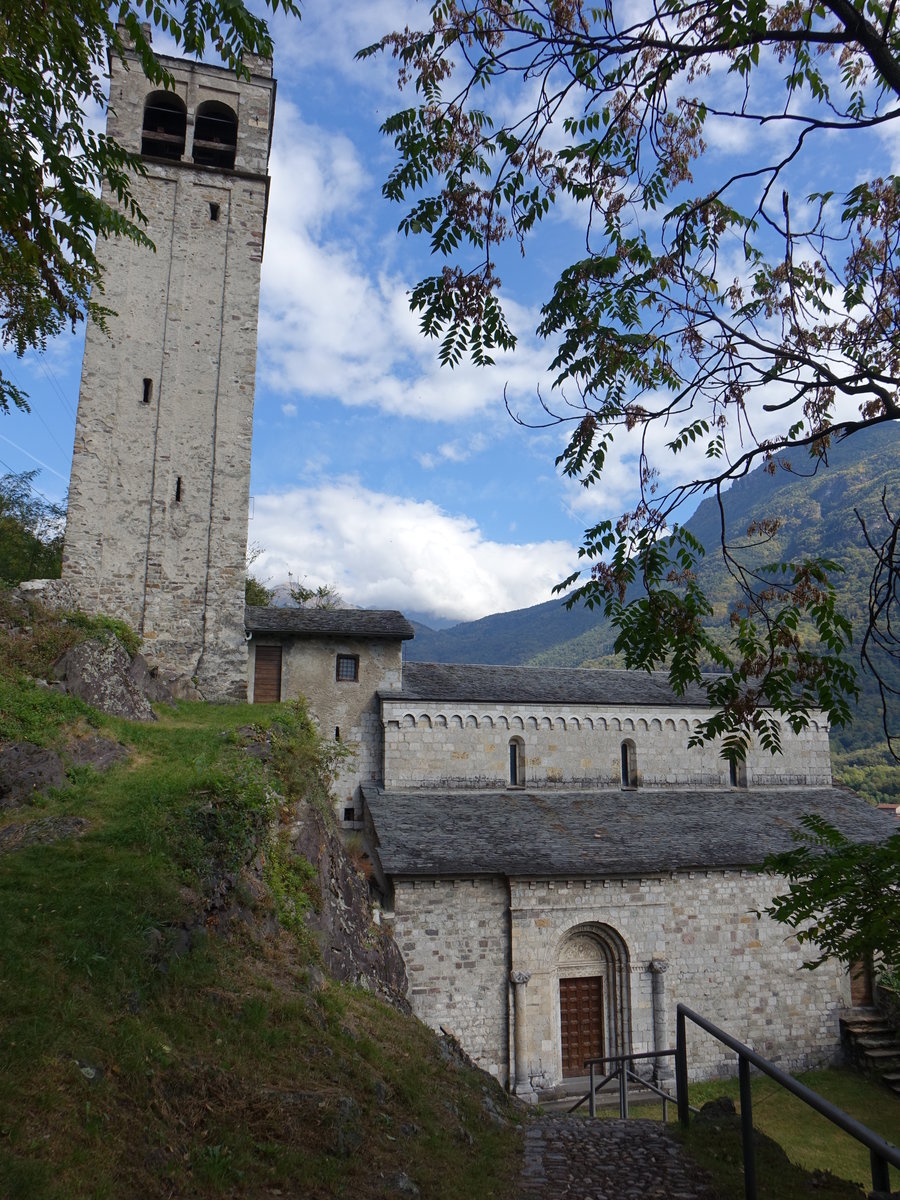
555 922 632 1081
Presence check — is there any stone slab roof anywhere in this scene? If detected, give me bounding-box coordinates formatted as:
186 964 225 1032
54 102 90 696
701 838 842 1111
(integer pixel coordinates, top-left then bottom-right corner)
364 787 895 878
385 662 711 707
245 606 415 640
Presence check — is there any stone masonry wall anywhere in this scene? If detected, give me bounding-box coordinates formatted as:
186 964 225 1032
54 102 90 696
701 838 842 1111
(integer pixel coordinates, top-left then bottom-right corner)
392 877 512 1084
511 872 849 1087
391 870 849 1090
62 46 274 699
252 637 403 821
381 700 832 790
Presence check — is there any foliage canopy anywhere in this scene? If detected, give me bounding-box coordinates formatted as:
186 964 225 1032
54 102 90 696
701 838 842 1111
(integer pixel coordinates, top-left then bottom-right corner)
0 470 64 585
764 814 900 972
364 0 900 754
0 0 299 415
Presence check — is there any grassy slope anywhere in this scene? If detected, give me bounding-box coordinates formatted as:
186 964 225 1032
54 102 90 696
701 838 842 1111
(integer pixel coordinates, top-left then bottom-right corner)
0 613 522 1198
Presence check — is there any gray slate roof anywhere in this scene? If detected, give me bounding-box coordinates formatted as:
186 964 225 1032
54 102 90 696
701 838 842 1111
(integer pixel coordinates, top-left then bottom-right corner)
245 606 414 640
386 662 711 707
364 787 895 878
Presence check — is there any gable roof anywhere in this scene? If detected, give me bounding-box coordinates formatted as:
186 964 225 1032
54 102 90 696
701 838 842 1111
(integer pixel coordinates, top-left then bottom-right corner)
245 606 415 640
364 786 894 878
384 662 711 707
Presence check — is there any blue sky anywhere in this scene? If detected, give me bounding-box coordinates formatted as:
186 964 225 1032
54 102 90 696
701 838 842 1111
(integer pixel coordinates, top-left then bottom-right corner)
3 1 896 626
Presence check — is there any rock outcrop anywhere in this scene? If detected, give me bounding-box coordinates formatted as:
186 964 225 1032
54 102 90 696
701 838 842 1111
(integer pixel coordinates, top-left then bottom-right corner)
0 742 67 808
53 637 156 721
289 796 409 1006
0 735 129 809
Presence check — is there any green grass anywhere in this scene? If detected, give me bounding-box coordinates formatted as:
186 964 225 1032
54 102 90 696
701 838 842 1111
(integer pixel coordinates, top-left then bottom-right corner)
685 1068 900 1194
0 687 523 1199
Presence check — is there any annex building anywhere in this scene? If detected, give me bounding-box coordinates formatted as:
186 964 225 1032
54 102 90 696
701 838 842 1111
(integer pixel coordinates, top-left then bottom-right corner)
245 606 895 1098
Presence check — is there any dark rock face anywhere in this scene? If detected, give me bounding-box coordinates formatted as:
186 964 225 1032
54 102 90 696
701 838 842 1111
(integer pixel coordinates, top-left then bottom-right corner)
0 743 67 807
290 799 409 1007
53 638 155 721
0 815 90 854
0 736 129 810
67 736 130 772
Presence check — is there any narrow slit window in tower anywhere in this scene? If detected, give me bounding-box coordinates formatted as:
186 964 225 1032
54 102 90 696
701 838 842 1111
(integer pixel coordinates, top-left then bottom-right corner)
142 378 152 405
175 477 183 503
209 202 220 222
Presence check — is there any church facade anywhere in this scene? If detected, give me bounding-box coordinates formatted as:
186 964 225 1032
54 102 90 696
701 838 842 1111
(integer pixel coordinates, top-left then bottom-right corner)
245 606 894 1095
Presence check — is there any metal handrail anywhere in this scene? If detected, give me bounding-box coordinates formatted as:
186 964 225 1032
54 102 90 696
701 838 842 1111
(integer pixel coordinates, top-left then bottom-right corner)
676 1003 900 1200
570 1049 678 1119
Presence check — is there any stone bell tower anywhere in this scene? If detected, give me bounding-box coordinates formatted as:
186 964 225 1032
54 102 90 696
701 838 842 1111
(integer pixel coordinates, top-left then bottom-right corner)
62 29 275 699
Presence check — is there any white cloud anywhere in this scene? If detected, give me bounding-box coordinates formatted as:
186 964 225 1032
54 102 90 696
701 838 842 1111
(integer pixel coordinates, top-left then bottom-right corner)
281 402 298 417
417 432 490 468
258 105 554 424
250 480 577 622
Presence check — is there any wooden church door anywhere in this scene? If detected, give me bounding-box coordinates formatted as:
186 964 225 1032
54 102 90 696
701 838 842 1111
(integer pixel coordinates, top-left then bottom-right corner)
559 976 605 1077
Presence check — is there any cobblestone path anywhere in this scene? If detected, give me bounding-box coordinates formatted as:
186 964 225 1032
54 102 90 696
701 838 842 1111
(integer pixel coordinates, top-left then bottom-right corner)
517 1117 723 1199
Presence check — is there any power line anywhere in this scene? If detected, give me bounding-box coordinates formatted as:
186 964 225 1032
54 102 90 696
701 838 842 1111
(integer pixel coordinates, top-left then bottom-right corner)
0 455 58 507
0 433 68 483
3 361 72 460
38 357 78 423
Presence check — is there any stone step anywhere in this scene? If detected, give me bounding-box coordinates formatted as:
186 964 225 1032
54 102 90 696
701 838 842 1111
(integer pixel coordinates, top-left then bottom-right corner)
841 1016 893 1034
843 1022 893 1038
856 1034 900 1049
862 1046 900 1063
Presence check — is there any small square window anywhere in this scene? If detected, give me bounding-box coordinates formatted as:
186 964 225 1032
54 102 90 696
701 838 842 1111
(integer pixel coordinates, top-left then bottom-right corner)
336 654 359 682
343 806 355 822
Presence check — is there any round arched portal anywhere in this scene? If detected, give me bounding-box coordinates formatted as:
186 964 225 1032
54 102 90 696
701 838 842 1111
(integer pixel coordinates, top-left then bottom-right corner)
556 923 632 1079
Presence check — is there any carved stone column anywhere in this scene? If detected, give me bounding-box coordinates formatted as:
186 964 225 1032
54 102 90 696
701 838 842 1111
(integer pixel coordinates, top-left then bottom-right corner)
510 970 533 1097
649 958 673 1082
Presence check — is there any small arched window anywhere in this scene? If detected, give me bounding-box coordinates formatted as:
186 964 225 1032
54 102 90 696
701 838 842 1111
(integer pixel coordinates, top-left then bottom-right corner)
141 92 187 160
729 757 748 788
620 739 637 788
509 737 525 787
193 101 238 169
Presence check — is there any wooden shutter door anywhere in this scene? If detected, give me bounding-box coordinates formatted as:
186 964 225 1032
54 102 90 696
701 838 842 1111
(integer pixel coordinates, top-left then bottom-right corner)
253 645 282 703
